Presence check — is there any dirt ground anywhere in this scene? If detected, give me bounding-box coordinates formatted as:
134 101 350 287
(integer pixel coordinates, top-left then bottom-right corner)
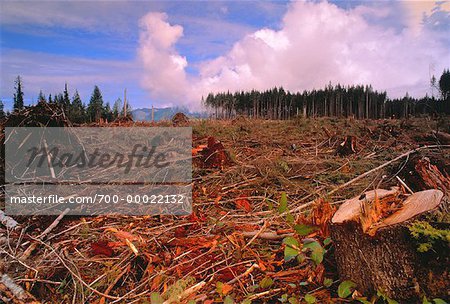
0 117 449 303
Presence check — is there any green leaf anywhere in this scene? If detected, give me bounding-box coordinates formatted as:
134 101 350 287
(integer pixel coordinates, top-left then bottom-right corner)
433 299 448 304
283 236 299 247
284 246 299 261
323 237 332 246
299 281 309 286
224 295 234 304
288 296 299 304
267 199 273 210
423 296 432 304
278 192 288 213
242 299 252 304
259 277 273 289
280 294 289 302
150 292 164 304
302 240 324 265
338 280 357 298
216 281 228 295
283 236 300 261
377 290 399 304
294 224 317 236
286 213 295 225
323 277 333 287
304 293 316 303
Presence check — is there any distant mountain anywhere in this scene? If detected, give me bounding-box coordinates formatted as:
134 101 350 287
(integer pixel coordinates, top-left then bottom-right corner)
131 107 207 121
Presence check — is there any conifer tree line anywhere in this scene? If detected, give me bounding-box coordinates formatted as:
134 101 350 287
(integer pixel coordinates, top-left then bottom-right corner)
0 76 132 123
204 70 450 120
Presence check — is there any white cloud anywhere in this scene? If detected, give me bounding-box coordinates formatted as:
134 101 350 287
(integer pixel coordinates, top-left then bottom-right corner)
137 1 449 109
137 12 190 107
253 29 290 51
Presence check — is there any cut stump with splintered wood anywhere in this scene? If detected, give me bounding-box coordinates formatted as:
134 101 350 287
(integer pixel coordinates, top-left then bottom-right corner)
330 189 449 301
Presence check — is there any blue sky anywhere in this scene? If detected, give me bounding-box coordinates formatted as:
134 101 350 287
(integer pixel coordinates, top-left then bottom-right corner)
1 1 449 111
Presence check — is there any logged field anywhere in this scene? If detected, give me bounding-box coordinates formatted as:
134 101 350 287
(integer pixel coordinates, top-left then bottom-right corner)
1 117 449 303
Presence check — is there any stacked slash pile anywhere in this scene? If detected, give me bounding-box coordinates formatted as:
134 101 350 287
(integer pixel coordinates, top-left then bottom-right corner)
3 102 69 127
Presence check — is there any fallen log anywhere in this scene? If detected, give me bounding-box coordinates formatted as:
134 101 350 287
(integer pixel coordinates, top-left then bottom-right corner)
0 210 19 230
433 130 450 145
402 154 449 196
20 208 70 261
330 189 448 301
0 273 40 304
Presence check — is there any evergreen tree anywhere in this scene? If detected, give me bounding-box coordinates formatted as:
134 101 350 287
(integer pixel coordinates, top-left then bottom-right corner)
13 76 24 111
439 69 450 100
38 90 46 103
70 90 85 123
113 98 122 119
53 93 64 106
63 83 71 109
48 94 53 103
120 100 132 118
0 100 5 120
203 83 447 120
87 85 104 122
103 102 113 122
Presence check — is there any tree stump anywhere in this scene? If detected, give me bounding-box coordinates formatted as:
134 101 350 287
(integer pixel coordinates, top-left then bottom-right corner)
336 136 357 156
330 188 449 301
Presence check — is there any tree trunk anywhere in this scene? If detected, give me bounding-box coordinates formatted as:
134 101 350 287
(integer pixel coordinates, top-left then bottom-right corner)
330 189 448 301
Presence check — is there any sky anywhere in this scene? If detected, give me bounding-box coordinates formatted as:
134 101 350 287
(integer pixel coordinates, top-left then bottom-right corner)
0 0 449 111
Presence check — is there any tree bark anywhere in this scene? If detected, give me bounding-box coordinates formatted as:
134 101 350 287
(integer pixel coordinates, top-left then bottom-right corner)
330 189 448 301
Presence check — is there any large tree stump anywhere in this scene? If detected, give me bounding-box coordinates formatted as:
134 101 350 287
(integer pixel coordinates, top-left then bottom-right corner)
330 189 448 301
